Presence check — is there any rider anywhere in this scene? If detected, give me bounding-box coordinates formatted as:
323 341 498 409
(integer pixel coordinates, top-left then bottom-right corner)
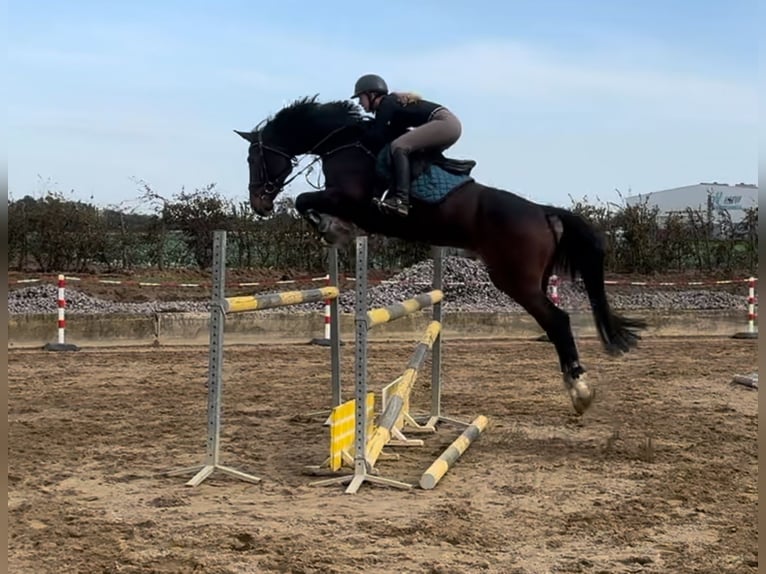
351 73 462 217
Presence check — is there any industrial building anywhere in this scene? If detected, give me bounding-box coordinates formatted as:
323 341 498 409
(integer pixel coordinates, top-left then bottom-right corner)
624 182 758 232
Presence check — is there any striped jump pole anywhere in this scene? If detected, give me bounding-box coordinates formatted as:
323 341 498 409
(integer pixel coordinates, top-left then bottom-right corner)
733 276 758 339
367 290 443 327
364 320 442 466
224 286 339 313
419 415 489 490
43 274 80 352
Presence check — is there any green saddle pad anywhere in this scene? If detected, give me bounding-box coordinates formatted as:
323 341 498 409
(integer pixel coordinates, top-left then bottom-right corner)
376 145 474 204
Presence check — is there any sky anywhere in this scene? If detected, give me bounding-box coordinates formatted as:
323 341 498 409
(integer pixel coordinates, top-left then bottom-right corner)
7 0 759 212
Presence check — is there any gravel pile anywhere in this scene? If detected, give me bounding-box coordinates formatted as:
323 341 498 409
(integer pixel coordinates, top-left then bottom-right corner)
8 283 211 316
338 257 747 313
9 256 748 316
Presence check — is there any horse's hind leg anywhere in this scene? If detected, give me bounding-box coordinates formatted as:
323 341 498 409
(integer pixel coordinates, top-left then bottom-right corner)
487 269 595 414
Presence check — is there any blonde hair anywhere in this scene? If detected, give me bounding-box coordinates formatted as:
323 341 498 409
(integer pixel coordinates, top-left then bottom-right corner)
392 91 422 105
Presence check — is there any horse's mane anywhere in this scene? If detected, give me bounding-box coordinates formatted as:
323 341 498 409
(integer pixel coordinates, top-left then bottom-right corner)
256 95 369 154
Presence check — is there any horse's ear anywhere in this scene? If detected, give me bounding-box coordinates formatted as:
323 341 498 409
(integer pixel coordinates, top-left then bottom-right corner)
234 129 255 142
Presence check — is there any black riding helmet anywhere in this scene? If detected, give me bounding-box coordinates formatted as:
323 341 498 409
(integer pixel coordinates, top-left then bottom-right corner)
352 74 389 98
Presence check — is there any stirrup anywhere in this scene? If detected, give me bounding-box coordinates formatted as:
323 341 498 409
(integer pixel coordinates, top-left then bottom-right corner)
376 196 409 217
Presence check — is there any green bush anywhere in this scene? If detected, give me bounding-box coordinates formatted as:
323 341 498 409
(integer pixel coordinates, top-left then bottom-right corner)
8 184 758 277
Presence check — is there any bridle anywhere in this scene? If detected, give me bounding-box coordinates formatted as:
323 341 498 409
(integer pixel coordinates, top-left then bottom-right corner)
249 123 365 198
248 127 304 198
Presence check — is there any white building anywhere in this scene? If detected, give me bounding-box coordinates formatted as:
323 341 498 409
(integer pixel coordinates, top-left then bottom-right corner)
625 182 758 228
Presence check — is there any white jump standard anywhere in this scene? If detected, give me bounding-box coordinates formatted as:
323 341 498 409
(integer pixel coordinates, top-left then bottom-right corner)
166 230 342 487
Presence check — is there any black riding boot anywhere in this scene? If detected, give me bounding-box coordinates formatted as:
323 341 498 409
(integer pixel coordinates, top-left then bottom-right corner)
379 148 410 217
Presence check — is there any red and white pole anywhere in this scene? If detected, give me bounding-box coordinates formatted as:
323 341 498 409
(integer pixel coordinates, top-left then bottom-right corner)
44 274 80 351
537 274 560 342
733 276 758 339
550 275 560 307
322 293 332 341
311 273 334 346
56 274 67 344
746 276 757 334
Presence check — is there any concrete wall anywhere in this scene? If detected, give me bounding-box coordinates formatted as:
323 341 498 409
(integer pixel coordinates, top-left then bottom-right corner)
8 309 752 349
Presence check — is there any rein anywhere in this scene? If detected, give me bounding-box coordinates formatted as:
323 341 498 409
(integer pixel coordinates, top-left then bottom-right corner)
252 122 373 195
302 142 377 191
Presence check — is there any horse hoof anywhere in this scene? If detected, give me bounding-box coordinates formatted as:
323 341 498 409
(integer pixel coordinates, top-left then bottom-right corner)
563 373 595 415
305 210 322 227
319 231 345 248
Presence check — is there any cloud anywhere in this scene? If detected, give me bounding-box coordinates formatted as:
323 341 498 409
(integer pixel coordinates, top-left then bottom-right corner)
374 40 756 125
214 29 755 126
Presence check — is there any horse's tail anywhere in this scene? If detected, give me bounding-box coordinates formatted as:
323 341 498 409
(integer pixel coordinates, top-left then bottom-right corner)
543 206 647 355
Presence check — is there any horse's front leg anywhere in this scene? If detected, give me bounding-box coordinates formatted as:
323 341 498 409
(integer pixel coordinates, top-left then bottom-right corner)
294 189 359 247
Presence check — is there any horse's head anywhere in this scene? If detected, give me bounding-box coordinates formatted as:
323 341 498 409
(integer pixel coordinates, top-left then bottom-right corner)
234 129 296 216
237 96 374 216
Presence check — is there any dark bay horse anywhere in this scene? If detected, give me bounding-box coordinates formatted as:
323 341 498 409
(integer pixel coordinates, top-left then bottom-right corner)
235 96 646 415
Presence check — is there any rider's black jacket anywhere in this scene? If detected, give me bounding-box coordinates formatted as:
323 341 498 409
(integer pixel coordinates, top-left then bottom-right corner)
364 94 445 145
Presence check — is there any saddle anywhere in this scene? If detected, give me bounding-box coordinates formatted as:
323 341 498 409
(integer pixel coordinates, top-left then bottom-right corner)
410 150 477 180
433 154 477 175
